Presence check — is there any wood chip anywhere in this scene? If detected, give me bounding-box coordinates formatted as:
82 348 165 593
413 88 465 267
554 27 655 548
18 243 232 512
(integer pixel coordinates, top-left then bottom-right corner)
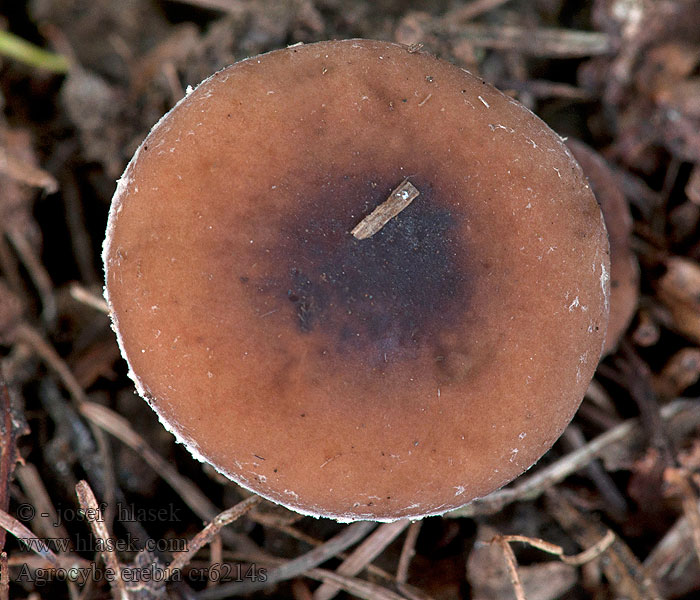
351 179 420 240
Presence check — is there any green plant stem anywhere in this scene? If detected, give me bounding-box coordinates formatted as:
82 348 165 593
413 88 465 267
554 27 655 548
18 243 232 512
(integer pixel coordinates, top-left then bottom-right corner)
0 30 69 73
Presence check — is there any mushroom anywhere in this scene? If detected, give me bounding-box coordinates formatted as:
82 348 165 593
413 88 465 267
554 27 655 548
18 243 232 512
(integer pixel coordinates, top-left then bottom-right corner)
566 139 638 355
103 39 610 522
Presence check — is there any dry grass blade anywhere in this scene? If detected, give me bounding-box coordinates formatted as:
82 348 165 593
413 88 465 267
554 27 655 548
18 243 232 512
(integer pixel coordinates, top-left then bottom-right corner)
546 490 662 600
495 531 616 566
495 79 594 100
314 520 410 600
396 521 421 584
447 399 698 517
13 465 82 600
79 401 224 526
493 531 615 600
617 342 676 466
75 480 128 600
14 324 87 404
199 521 376 598
15 463 71 543
249 510 324 547
248 511 396 582
561 424 628 521
208 535 223 589
163 495 261 579
495 536 526 600
13 325 123 523
451 25 613 57
5 231 57 326
5 553 92 571
305 567 410 600
645 494 700 596
448 0 514 22
165 0 250 13
69 282 109 314
0 508 60 568
80 401 263 556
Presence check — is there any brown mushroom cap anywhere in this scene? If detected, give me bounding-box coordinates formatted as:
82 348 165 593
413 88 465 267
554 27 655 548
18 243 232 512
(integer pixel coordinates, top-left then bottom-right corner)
103 39 610 521
566 139 639 355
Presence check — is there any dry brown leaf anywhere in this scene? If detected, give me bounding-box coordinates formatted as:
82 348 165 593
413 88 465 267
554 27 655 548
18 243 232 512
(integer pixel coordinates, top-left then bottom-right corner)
654 348 700 399
656 257 700 345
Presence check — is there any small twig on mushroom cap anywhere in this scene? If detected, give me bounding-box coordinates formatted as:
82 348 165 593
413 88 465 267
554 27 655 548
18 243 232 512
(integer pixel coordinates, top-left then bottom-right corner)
351 179 420 240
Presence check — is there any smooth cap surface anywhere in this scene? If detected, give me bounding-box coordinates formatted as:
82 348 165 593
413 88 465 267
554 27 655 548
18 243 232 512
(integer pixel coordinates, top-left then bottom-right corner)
104 39 610 521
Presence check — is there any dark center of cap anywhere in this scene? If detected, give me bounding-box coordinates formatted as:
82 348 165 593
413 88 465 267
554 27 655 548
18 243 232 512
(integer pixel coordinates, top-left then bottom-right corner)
239 170 474 370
